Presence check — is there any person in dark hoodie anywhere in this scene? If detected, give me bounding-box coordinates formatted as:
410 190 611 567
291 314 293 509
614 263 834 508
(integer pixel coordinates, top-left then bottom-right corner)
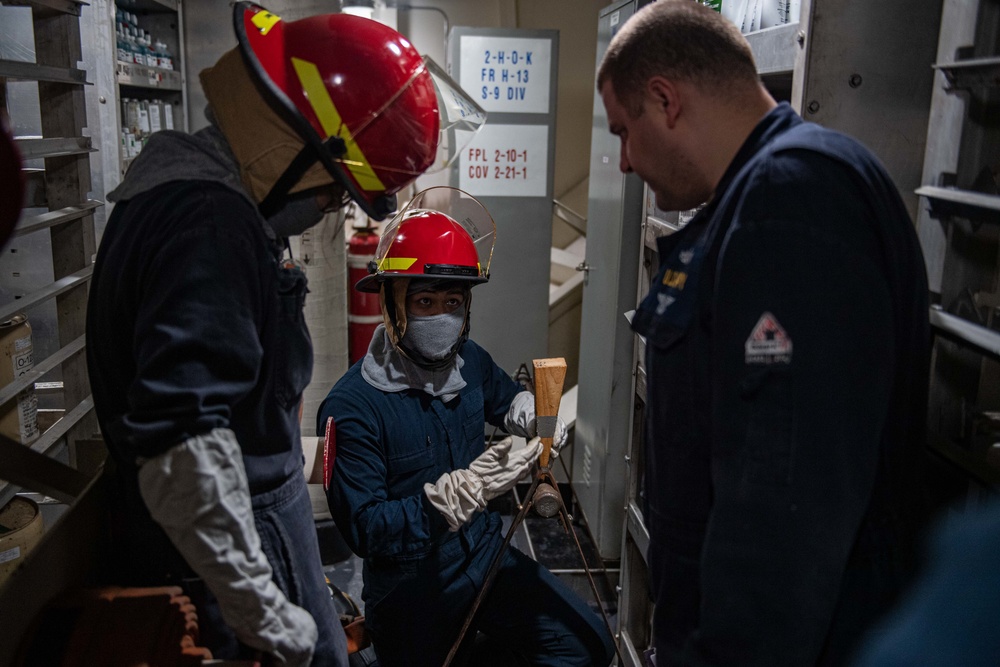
85 3 485 665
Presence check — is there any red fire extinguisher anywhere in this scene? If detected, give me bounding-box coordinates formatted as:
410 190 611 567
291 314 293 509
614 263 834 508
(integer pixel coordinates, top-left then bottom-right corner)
347 228 382 365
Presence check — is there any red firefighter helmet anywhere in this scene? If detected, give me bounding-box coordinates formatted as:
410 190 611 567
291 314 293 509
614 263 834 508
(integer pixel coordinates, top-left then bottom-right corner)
0 124 25 249
234 2 486 220
356 187 496 293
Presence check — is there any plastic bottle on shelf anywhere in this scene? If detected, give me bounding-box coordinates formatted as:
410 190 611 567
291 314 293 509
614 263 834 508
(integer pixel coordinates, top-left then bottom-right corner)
148 39 160 69
137 99 151 137
126 27 140 65
133 29 145 66
138 31 153 67
124 98 140 136
154 39 171 70
140 31 152 67
148 99 162 134
115 24 129 63
163 102 174 130
125 130 137 158
126 27 136 64
162 44 174 71
117 7 132 45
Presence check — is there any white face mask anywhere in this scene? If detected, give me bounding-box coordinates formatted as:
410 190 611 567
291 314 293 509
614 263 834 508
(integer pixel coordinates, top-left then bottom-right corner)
265 192 325 238
401 310 466 360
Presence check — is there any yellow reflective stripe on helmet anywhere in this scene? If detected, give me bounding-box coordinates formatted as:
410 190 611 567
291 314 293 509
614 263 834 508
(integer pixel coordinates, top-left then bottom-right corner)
290 57 386 192
251 11 281 36
379 257 418 271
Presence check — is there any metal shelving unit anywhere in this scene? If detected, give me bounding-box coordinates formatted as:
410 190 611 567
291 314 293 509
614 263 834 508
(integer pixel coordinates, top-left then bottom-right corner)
916 0 1000 505
917 185 1000 226
935 56 1000 92
0 0 102 507
0 57 89 84
110 0 186 181
930 305 1000 361
0 0 108 661
115 59 182 90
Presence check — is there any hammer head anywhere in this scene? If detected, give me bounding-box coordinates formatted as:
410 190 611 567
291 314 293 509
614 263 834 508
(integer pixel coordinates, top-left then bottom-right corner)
532 482 561 518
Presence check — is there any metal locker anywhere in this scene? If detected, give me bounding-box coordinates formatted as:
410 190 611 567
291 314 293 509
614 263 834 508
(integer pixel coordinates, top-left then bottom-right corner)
571 0 647 563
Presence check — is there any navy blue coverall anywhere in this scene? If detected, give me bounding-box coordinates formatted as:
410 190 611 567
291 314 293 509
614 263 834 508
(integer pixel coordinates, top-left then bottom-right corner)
853 501 1000 666
317 340 614 667
87 180 347 665
632 103 930 666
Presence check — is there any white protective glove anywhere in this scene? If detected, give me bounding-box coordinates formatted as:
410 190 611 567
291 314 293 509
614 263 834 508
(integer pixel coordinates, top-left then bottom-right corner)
472 436 543 501
504 390 568 458
424 436 543 531
138 428 317 667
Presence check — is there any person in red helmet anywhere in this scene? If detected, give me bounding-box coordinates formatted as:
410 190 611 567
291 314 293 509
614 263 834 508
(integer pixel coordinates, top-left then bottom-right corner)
317 188 615 667
86 3 484 665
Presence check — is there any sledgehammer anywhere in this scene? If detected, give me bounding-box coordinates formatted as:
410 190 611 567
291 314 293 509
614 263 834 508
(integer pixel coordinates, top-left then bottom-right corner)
530 357 566 518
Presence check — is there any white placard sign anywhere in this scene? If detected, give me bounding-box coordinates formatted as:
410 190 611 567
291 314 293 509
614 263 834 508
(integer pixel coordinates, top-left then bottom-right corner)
459 124 548 197
460 36 552 114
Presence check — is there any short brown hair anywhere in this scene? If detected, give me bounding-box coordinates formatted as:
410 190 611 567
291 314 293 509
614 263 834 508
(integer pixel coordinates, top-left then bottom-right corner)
597 0 759 116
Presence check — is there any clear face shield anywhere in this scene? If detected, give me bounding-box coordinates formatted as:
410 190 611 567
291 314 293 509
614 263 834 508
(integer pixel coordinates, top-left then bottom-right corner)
374 186 496 280
422 58 489 172
344 57 487 182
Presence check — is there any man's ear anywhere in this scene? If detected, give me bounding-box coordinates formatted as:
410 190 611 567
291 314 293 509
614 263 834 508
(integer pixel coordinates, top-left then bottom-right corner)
647 76 681 129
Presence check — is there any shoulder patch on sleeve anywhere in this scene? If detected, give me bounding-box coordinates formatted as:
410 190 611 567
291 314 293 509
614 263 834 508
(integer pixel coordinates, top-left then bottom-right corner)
745 312 793 365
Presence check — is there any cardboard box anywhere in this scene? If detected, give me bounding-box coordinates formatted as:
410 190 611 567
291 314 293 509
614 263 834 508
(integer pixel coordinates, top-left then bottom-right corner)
0 314 38 445
0 496 44 588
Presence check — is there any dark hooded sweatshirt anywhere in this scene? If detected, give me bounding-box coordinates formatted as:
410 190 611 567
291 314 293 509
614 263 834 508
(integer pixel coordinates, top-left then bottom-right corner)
87 126 311 581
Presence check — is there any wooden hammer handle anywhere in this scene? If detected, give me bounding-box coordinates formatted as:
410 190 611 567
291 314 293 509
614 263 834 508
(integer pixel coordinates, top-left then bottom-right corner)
533 358 567 468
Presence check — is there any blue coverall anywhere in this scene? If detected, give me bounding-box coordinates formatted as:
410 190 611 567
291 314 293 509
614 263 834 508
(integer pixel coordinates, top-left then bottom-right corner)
632 103 931 666
87 177 347 665
853 501 1000 666
317 339 615 667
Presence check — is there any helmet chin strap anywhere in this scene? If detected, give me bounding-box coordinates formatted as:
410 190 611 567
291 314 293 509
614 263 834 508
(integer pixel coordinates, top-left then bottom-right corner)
260 135 398 222
258 142 326 219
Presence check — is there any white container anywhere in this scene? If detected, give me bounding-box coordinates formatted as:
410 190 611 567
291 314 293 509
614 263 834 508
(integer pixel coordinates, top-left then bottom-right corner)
126 131 137 158
137 100 150 135
0 496 44 587
0 315 38 445
149 100 162 134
